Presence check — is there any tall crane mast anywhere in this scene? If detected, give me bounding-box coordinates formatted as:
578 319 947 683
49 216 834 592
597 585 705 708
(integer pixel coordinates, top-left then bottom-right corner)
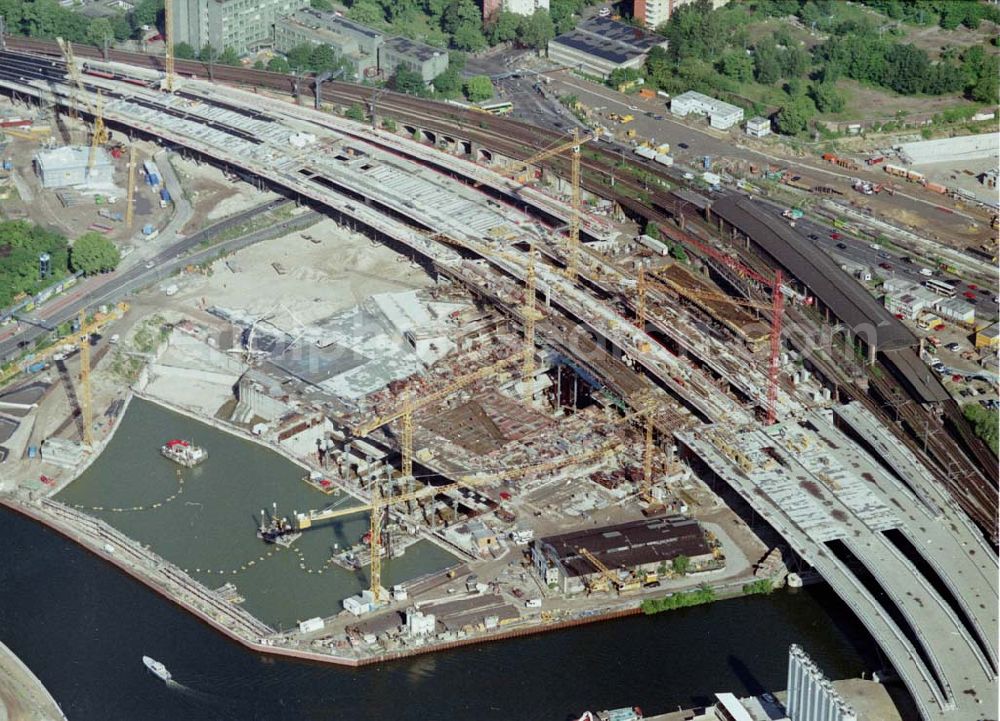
298 439 624 604
77 309 93 446
520 240 540 402
500 129 597 281
125 143 138 228
352 352 524 481
56 38 107 176
163 0 175 92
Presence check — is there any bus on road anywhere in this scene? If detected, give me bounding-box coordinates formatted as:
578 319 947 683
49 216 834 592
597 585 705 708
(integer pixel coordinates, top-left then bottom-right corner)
923 278 958 298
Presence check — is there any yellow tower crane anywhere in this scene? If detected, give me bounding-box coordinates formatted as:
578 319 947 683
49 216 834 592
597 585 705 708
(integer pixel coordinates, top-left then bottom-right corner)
77 309 93 446
296 439 623 603
56 38 108 175
577 547 623 592
125 143 138 228
500 129 598 281
164 0 175 92
352 352 524 479
428 231 542 404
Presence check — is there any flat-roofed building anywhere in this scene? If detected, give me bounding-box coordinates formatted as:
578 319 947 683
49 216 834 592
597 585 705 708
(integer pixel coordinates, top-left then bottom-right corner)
671 90 744 129
173 0 309 55
547 17 668 80
531 515 713 594
745 116 771 138
380 36 449 83
34 146 114 188
274 9 382 80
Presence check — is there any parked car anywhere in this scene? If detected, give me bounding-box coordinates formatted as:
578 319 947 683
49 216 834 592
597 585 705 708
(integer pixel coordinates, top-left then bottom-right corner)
963 291 976 299
807 233 819 240
830 232 842 240
879 262 893 270
678 142 689 149
836 242 848 249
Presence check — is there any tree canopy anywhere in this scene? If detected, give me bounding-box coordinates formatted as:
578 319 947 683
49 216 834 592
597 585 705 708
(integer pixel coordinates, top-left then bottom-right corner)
0 220 71 307
463 75 495 103
71 232 121 275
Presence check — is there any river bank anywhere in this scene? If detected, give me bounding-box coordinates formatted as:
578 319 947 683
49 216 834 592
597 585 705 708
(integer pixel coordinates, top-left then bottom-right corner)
0 503 881 721
0 640 66 721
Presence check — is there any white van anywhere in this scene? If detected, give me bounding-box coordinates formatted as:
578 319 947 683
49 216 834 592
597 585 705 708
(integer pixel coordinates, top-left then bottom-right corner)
525 599 542 608
919 267 933 277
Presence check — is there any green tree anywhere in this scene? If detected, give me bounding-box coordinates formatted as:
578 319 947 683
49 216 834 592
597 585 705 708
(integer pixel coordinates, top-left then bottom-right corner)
775 93 816 134
266 55 291 74
520 9 555 51
644 222 660 239
781 45 809 77
0 220 70 306
487 11 521 44
672 554 690 575
452 24 488 51
808 82 845 113
71 233 121 275
549 0 582 33
218 46 241 66
432 66 462 97
110 14 132 42
718 51 753 82
392 66 428 96
173 41 196 60
964 404 999 456
669 242 688 262
344 103 367 122
607 67 642 89
198 43 216 63
753 40 781 84
463 74 495 102
285 43 314 71
309 43 338 73
131 0 163 34
87 17 114 48
348 0 385 25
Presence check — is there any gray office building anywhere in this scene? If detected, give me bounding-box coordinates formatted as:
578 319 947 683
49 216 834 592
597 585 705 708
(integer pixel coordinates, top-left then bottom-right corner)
273 9 447 84
274 9 383 80
173 0 309 54
786 645 857 721
380 37 448 83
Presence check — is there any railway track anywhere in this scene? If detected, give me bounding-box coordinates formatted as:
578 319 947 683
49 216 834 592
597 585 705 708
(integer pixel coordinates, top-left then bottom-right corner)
3 38 996 538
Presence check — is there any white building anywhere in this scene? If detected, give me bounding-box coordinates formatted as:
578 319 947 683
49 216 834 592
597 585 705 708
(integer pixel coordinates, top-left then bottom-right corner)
503 0 549 15
745 116 771 138
633 0 730 29
405 607 436 636
34 146 114 188
343 589 378 616
935 297 975 325
670 90 744 130
787 644 857 721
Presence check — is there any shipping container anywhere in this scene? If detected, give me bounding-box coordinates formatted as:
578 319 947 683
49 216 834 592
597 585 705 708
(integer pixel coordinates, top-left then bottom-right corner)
638 88 656 100
924 182 947 194
821 153 837 161
884 164 908 177
27 362 46 373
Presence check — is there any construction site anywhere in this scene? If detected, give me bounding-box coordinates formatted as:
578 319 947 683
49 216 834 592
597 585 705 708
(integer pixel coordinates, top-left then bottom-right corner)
0 31 995 721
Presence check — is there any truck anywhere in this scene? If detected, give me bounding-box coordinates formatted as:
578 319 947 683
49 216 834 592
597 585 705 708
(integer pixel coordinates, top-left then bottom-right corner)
159 188 171 207
27 361 47 373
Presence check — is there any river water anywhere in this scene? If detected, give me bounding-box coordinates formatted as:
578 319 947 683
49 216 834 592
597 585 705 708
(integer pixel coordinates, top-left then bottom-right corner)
55 398 458 628
2 398 884 720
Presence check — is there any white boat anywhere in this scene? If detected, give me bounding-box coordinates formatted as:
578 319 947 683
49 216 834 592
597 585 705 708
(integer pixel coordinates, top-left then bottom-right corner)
160 439 207 467
142 655 172 682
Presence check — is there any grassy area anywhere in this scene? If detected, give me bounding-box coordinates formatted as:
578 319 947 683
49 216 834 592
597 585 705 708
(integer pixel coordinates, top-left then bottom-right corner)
199 203 295 248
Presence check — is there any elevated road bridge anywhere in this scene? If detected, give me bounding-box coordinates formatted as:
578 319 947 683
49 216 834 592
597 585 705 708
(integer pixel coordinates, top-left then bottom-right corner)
0 51 994 720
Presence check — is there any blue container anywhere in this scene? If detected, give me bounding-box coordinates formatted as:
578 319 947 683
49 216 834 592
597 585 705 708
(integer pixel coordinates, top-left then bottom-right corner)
2 159 11 171
142 224 155 236
702 155 711 169
27 362 45 373
28 445 37 459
